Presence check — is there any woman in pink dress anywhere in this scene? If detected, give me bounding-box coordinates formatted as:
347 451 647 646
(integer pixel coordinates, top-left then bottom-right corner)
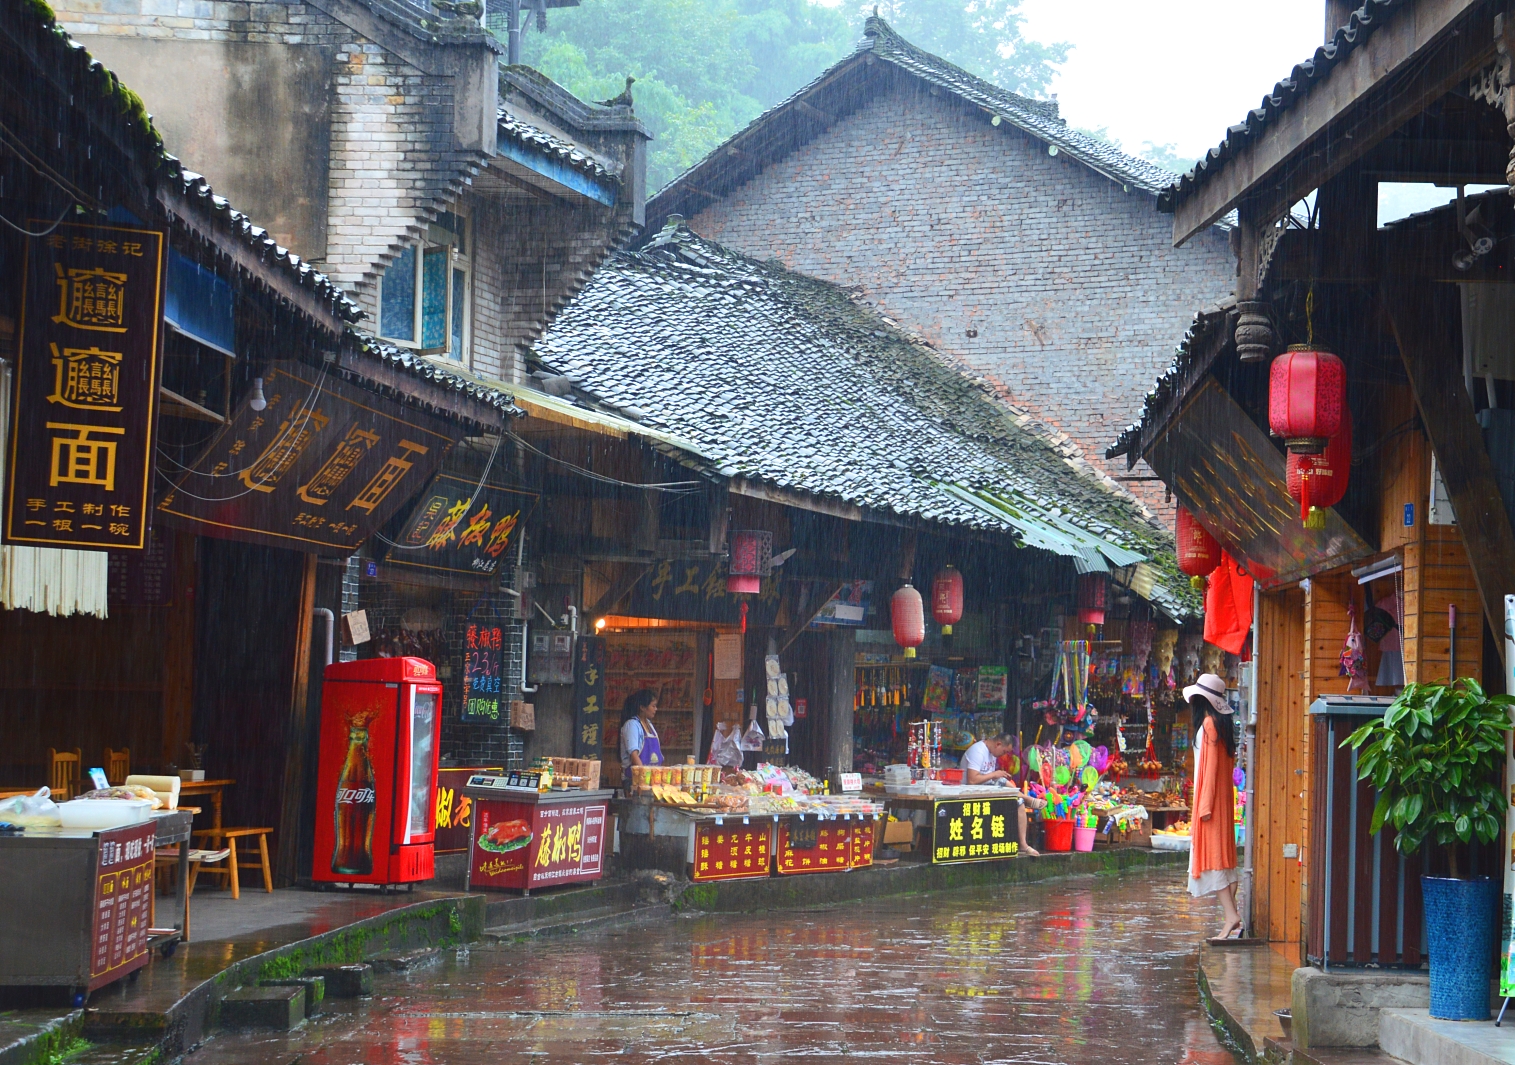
1183 673 1240 939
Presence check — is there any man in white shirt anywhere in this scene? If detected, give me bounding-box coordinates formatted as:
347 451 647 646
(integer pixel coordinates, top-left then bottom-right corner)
959 733 1042 857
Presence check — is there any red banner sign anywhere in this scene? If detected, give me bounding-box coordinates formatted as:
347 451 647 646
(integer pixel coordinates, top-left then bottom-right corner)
90 820 155 988
692 822 772 882
433 766 497 854
6 223 164 550
775 816 875 875
470 797 607 891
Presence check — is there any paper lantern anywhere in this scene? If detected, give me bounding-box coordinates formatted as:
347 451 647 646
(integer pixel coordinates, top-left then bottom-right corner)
727 529 771 594
890 583 925 658
931 565 964 635
1269 346 1345 455
1077 573 1107 626
1287 409 1351 528
1175 507 1220 579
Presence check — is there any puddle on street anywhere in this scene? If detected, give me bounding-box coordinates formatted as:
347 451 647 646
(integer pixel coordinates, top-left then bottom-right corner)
185 870 1237 1064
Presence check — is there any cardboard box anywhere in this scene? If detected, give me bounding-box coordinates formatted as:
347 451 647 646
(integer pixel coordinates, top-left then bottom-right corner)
1095 822 1152 849
882 819 915 846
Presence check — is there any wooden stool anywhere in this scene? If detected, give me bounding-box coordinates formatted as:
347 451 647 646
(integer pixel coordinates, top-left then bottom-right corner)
192 828 273 899
104 747 130 786
47 748 81 800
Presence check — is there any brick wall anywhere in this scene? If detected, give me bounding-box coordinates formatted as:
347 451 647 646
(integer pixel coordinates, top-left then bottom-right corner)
688 83 1234 513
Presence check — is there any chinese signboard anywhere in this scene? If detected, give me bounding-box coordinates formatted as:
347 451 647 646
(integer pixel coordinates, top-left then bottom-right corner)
775 816 873 875
384 472 536 580
572 636 606 758
461 622 504 722
626 559 782 625
90 820 155 989
692 821 772 881
5 223 164 550
156 362 455 553
434 766 497 853
468 796 607 891
931 798 1019 863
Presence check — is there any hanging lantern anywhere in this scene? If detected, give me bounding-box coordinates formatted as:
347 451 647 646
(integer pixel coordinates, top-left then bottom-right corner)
1175 507 1220 590
1077 573 1107 627
727 529 772 594
1269 346 1345 455
1287 408 1351 529
891 583 925 658
931 565 964 635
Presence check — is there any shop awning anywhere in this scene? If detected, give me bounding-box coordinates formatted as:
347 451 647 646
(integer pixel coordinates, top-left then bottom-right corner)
937 483 1146 571
1144 376 1371 589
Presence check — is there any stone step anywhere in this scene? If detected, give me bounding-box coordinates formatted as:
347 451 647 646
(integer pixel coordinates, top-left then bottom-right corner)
260 976 324 1016
369 947 443 973
483 902 667 942
306 964 373 998
1379 1009 1515 1065
218 986 305 1031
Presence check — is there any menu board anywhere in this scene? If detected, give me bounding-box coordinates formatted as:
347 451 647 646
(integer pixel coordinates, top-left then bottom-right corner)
469 796 607 891
775 817 872 875
461 622 504 722
90 820 155 988
931 798 1019 863
692 822 771 881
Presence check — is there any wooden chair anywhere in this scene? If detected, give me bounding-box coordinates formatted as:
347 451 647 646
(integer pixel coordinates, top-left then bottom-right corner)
192 828 274 899
104 747 130 786
47 748 81 800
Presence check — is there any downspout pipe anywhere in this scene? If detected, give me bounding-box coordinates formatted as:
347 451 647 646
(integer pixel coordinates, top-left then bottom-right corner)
313 608 334 667
1241 585 1260 939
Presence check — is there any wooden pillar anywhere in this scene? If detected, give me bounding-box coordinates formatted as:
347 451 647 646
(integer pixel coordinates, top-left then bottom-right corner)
825 627 855 781
275 552 319 887
1252 587 1307 949
1382 280 1515 657
159 531 198 771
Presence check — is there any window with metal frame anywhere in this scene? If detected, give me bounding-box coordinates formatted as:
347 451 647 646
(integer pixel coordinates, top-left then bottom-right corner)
377 210 471 363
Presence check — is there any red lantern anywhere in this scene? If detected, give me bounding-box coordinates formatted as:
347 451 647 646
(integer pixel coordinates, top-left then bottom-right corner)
931 565 964 635
1077 573 1107 626
1175 507 1220 579
891 583 925 658
1287 408 1351 527
1269 346 1345 455
727 530 771 594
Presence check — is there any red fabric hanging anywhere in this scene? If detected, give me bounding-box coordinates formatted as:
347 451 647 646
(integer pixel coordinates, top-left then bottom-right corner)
1203 551 1254 655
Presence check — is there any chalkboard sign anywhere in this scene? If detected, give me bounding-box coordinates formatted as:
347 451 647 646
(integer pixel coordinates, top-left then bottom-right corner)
462 623 504 722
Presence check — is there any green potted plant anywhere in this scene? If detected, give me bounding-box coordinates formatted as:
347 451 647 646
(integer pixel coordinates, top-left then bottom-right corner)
1343 679 1511 1019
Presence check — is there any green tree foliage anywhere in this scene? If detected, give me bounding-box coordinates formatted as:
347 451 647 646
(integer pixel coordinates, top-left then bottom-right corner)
516 0 1064 191
1343 679 1512 878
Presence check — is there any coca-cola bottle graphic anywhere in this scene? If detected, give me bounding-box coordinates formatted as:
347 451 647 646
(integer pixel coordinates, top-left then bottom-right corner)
332 724 376 875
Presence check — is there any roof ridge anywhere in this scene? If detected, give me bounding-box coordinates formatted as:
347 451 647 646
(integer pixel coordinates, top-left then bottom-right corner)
861 15 1058 121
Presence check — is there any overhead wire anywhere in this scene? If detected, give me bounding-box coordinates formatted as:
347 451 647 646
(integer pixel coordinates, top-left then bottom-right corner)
369 426 505 552
507 430 704 492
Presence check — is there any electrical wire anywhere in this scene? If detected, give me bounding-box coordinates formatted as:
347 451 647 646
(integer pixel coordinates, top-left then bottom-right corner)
155 361 330 480
0 199 74 238
507 430 704 492
369 427 505 552
0 119 103 212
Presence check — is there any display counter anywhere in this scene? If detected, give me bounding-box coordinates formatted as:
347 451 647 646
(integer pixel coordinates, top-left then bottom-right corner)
616 796 879 882
464 787 614 895
0 812 190 1001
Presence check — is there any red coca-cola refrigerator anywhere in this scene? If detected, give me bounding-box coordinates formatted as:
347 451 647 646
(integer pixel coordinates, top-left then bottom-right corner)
312 657 442 887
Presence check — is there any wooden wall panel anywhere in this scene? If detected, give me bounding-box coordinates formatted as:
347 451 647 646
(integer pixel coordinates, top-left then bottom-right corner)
1379 386 1426 553
1252 587 1308 945
1403 526 1483 686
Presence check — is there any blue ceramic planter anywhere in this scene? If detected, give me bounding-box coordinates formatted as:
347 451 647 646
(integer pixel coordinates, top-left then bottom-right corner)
1422 876 1498 1020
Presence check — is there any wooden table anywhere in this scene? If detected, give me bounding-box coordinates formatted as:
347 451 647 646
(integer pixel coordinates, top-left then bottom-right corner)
0 788 36 800
177 779 235 832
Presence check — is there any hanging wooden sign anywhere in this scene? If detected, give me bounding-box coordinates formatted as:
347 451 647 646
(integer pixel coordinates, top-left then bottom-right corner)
572 635 607 758
5 223 165 550
383 471 537 580
155 361 456 553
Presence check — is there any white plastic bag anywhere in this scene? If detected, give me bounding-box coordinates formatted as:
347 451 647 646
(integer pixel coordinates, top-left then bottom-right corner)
0 786 62 827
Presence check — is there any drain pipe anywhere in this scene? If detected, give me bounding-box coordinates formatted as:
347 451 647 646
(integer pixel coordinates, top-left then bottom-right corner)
312 608 335 667
1240 585 1260 939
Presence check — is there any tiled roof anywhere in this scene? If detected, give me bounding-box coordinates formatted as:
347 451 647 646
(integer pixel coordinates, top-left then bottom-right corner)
350 336 524 415
1159 0 1410 212
1105 302 1236 465
860 17 1177 195
498 110 621 182
647 16 1177 226
534 222 1198 618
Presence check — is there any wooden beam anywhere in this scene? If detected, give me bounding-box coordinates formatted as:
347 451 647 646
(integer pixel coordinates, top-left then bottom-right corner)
276 552 320 887
588 563 652 618
1174 0 1489 244
1381 279 1515 655
777 582 846 656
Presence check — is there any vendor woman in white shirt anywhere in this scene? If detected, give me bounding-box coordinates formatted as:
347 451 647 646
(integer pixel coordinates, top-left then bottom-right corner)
960 733 1044 857
620 689 663 768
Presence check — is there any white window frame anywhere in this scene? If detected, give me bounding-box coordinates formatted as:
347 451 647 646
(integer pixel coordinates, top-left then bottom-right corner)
377 210 472 366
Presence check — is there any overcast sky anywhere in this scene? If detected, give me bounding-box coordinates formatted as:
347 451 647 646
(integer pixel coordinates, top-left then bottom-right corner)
1018 0 1326 163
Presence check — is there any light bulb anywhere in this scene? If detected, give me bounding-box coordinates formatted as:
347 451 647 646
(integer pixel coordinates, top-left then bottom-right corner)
249 377 267 411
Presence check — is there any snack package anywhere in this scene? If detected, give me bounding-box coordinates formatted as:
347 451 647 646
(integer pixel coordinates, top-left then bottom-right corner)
0 787 62 827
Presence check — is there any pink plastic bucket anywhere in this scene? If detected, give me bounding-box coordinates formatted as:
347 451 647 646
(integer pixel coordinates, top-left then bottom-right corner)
1072 825 1097 852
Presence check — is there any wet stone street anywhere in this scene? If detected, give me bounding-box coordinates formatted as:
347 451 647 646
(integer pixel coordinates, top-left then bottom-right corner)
184 871 1234 1065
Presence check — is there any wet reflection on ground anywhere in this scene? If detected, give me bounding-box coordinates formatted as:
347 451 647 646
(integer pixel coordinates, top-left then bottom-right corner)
187 871 1235 1064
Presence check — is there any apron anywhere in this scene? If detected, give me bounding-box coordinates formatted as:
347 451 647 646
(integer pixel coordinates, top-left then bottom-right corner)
638 719 663 766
